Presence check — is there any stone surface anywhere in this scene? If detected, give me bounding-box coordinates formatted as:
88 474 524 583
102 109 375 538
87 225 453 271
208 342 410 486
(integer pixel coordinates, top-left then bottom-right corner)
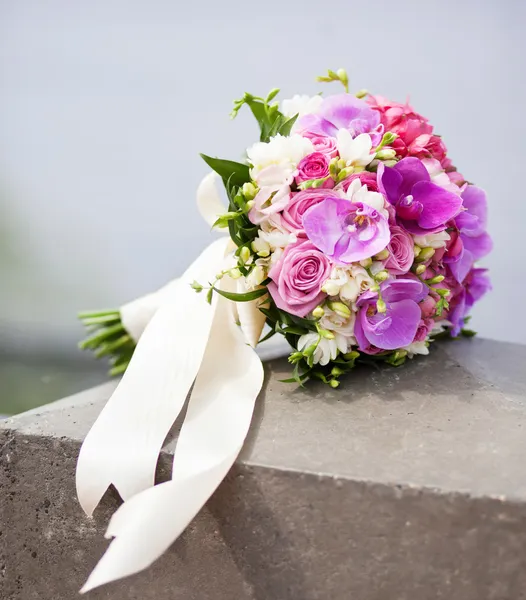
1 337 526 600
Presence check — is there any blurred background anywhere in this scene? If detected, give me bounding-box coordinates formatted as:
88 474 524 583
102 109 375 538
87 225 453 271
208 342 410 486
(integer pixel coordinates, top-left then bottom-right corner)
1 0 525 415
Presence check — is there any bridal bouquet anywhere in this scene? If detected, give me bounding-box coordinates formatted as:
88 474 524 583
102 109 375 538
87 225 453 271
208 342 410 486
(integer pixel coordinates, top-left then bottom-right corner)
76 70 491 592
81 69 491 387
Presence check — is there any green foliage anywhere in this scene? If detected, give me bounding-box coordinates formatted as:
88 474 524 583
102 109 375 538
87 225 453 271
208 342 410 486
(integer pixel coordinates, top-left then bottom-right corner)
210 286 268 303
199 155 250 188
230 89 298 143
78 310 136 376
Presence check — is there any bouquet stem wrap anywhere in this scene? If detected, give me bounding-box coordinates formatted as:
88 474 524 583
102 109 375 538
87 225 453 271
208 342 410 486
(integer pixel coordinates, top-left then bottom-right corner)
76 175 265 592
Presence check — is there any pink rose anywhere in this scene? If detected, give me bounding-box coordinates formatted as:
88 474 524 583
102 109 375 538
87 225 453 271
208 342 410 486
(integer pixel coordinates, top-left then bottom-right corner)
295 152 330 184
281 188 335 236
413 318 434 342
336 171 379 193
385 226 414 274
268 239 331 317
420 295 437 318
303 133 338 158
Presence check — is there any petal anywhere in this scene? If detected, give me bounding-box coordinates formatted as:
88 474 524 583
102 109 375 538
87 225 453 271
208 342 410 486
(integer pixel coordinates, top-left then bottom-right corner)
448 248 473 283
363 299 421 350
297 114 338 137
462 231 493 261
378 162 403 205
393 157 430 196
302 197 349 256
267 281 324 318
381 278 427 303
318 94 380 132
336 129 355 164
412 181 463 229
337 215 390 263
460 185 488 233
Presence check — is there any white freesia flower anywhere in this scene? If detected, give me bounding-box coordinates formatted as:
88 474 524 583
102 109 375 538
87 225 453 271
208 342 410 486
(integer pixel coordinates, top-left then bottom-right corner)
413 231 450 249
322 265 375 304
403 341 429 357
247 134 314 179
251 236 271 257
320 307 356 350
344 178 389 218
259 214 297 250
336 130 375 168
281 94 323 118
245 263 266 288
298 332 345 366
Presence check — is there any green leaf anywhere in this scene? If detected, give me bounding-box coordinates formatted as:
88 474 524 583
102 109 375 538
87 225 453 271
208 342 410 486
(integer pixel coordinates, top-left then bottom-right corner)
266 88 280 103
278 113 298 137
258 328 277 344
200 154 250 188
212 286 268 303
461 328 477 338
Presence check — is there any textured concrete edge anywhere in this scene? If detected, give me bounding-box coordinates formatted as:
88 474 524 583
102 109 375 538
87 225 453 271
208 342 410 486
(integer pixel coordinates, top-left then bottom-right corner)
3 428 524 512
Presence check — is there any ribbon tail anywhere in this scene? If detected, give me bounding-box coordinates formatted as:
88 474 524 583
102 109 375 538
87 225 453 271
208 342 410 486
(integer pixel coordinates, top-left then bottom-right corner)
80 277 264 592
76 237 229 515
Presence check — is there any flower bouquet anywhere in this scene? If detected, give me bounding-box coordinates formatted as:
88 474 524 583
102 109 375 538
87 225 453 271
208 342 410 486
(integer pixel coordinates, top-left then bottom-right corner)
76 69 491 591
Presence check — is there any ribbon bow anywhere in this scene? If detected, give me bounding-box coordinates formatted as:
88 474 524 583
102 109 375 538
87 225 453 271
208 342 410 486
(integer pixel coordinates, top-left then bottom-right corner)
76 174 266 592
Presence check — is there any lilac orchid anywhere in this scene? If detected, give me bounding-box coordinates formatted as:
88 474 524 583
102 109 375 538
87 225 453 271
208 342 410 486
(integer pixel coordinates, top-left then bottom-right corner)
297 94 383 145
378 157 463 235
355 278 427 352
302 195 390 264
446 185 493 283
448 268 492 335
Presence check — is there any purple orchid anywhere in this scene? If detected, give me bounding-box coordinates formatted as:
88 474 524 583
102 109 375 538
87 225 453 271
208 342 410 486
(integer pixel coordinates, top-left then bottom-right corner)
302 196 390 264
378 157 463 234
446 185 493 283
448 268 491 335
355 278 427 352
297 94 383 145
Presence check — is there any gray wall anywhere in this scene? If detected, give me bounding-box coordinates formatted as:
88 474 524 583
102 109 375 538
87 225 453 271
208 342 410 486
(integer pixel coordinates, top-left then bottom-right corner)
1 0 524 352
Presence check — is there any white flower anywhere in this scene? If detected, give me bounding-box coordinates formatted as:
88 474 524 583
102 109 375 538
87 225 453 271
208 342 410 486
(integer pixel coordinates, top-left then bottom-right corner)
413 231 450 249
321 265 375 304
249 168 294 224
298 332 344 366
281 94 323 118
344 178 389 218
247 134 314 179
403 341 429 357
422 158 461 194
336 130 375 168
245 263 266 288
320 308 356 350
259 214 297 250
251 236 271 257
431 320 449 335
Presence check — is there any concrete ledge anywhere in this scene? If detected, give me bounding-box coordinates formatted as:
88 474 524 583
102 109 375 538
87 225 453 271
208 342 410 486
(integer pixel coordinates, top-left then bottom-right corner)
1 338 526 599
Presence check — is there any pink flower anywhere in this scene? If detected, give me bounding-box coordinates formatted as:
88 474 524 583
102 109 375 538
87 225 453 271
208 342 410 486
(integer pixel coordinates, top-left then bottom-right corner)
413 318 434 342
336 171 379 193
295 152 330 185
368 95 432 144
419 295 436 318
368 94 449 164
303 133 338 158
281 188 335 236
268 239 331 317
384 226 414 275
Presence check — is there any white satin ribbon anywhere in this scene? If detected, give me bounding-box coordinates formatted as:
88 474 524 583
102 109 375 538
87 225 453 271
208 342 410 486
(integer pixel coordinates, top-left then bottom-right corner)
76 173 267 592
